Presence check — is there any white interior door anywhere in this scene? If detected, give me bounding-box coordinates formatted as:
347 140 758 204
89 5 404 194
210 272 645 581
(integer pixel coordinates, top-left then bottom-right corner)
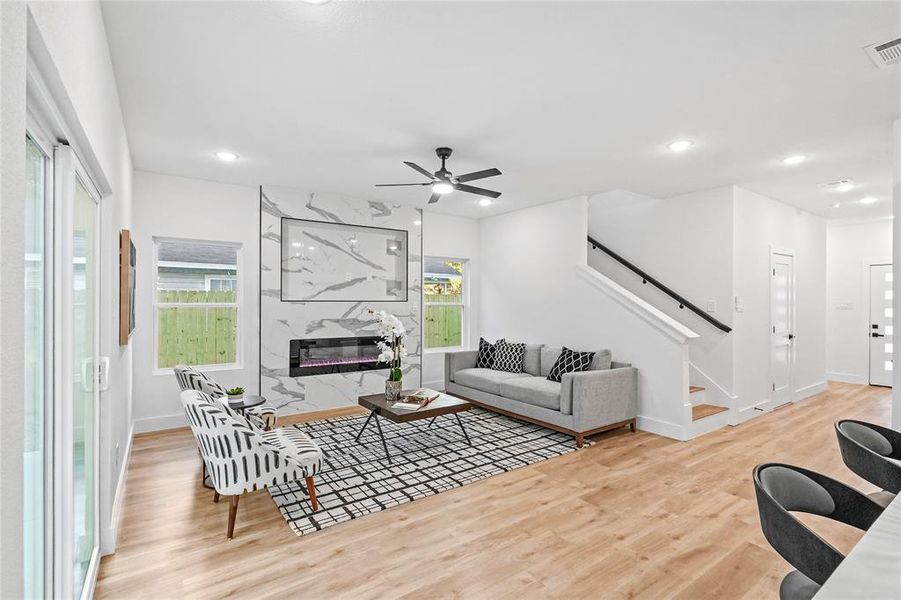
771 251 795 407
869 264 893 387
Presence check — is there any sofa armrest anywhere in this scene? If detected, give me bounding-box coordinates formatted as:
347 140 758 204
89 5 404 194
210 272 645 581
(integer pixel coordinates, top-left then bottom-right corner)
445 350 478 387
564 366 638 432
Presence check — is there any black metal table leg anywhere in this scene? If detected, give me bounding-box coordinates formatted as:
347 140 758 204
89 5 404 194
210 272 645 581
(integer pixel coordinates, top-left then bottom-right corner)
427 416 437 428
455 413 472 445
355 410 375 442
373 414 391 463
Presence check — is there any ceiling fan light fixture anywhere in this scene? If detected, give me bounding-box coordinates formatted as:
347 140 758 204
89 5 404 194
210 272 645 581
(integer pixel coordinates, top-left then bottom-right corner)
432 181 453 195
859 196 878 205
478 198 492 207
781 155 806 166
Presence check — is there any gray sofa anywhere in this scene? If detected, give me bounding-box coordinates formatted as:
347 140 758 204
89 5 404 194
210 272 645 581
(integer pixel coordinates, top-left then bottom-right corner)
445 345 638 446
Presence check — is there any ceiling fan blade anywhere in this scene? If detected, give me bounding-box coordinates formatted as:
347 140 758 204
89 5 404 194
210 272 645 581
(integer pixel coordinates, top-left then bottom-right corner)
454 183 501 199
428 192 441 204
404 161 436 180
455 168 501 183
375 183 431 187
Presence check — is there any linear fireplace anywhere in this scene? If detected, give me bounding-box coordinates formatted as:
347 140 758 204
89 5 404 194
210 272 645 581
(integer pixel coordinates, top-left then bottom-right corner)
289 336 385 377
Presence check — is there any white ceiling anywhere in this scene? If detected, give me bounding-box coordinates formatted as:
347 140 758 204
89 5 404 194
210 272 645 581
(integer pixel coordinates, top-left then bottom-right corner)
101 1 900 220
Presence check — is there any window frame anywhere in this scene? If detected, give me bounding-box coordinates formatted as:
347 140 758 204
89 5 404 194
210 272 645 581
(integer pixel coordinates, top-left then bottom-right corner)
152 236 243 374
423 256 468 353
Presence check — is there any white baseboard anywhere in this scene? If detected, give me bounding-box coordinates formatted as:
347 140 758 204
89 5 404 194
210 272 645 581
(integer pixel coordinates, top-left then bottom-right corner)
636 414 685 441
795 380 828 402
133 412 185 434
826 372 867 385
100 421 134 555
733 399 772 425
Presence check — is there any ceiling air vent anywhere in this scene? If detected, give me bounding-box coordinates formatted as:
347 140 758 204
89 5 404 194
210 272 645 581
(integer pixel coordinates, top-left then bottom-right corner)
865 37 901 69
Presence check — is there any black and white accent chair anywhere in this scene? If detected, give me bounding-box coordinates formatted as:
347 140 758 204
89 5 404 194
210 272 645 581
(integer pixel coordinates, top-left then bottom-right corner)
181 389 323 539
173 365 278 431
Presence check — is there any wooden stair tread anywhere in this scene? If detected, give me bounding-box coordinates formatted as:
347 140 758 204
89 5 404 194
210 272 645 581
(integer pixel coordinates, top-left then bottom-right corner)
692 404 728 421
689 386 705 393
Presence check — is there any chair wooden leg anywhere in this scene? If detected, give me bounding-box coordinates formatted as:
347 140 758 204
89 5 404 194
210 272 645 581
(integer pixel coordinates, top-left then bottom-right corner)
575 434 585 448
213 491 220 503
629 419 636 433
227 495 240 539
305 476 318 512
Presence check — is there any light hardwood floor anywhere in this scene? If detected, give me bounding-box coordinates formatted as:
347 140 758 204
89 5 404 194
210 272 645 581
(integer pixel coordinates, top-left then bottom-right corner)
96 382 889 599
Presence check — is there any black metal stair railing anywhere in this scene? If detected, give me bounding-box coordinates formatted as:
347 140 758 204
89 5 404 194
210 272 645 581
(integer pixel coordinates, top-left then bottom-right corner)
587 235 732 334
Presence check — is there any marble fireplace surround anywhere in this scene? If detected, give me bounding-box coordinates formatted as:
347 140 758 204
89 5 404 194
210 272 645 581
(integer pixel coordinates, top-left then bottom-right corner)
259 186 422 414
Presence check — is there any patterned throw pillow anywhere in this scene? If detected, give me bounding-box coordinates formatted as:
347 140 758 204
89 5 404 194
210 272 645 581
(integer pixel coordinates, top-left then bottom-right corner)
546 347 596 382
493 340 526 373
476 337 504 368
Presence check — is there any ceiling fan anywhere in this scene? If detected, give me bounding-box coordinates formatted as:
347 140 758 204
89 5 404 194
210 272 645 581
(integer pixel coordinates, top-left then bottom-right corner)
376 147 501 204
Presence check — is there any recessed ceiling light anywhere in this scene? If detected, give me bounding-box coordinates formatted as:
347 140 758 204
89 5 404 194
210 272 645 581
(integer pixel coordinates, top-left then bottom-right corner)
859 196 878 205
307 246 316 251
215 151 238 162
432 181 453 195
478 198 492 207
831 203 841 209
781 155 806 165
291 242 302 248
666 140 694 152
413 219 422 226
836 184 855 192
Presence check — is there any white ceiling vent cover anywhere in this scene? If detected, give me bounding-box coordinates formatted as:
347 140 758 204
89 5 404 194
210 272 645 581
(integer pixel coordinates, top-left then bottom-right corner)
865 38 901 69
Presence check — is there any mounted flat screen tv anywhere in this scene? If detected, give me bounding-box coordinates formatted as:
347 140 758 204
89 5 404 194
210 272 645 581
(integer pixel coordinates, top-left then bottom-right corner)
280 218 408 302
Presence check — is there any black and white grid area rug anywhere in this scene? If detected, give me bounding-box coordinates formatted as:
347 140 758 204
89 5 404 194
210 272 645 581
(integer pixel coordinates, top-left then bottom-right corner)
268 407 588 536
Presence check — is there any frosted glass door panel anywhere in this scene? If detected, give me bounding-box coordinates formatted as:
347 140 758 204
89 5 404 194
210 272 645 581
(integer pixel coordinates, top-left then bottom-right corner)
870 264 893 387
281 219 408 302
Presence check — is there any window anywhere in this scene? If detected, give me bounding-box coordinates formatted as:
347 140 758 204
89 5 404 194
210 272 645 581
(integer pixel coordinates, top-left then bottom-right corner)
155 238 241 370
424 257 466 349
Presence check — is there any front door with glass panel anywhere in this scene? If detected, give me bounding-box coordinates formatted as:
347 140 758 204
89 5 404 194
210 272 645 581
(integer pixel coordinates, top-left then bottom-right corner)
869 264 893 387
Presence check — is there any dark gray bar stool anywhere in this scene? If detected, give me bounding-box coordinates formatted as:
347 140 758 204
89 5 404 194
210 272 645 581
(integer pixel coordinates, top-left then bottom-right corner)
835 419 901 508
753 463 882 600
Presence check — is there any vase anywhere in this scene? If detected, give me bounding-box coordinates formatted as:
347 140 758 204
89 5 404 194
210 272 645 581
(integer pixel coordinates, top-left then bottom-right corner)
385 379 402 401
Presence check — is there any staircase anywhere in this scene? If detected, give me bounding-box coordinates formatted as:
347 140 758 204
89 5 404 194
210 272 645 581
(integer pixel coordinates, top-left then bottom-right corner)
688 385 729 438
585 234 735 440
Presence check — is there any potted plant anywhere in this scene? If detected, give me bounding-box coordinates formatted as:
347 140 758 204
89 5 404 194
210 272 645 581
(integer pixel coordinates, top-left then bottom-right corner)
226 387 245 402
369 308 407 401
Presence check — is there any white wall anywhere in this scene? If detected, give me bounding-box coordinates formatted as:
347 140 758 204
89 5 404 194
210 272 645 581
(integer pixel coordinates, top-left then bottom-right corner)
733 187 827 420
479 196 692 439
0 2 28 594
422 212 480 389
588 187 735 396
131 171 258 432
826 219 892 384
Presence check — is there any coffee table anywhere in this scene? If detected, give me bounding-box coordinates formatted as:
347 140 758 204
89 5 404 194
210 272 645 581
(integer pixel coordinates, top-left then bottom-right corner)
355 391 472 462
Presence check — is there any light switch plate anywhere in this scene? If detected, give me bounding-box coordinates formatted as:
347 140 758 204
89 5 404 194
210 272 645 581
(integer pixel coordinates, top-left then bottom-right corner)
706 300 717 313
734 296 744 313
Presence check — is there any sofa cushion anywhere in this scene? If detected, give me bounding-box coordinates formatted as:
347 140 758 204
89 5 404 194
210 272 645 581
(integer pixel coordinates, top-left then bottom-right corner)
476 337 503 369
493 340 526 373
499 376 562 411
540 346 564 377
590 349 613 371
547 347 596 382
454 368 525 395
522 344 541 376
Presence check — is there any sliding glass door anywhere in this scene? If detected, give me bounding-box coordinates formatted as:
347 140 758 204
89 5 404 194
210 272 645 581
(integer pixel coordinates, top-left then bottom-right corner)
24 136 49 600
71 176 99 597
